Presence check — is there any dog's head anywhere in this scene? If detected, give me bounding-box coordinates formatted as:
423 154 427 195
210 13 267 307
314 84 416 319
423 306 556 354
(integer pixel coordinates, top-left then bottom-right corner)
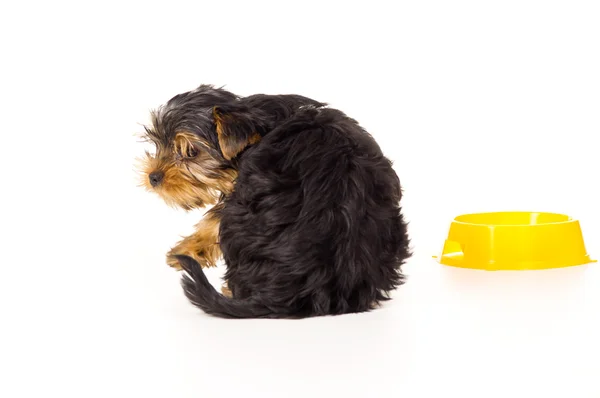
137 85 265 210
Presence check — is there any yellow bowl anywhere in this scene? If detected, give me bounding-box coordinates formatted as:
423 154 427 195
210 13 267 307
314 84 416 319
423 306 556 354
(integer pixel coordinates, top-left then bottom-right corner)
435 211 596 270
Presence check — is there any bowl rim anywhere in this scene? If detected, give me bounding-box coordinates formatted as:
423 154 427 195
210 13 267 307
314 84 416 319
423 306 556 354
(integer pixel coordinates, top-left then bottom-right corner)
452 211 575 227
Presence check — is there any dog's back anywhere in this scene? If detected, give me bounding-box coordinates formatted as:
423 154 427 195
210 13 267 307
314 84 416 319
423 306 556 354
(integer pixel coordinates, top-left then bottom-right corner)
216 105 411 317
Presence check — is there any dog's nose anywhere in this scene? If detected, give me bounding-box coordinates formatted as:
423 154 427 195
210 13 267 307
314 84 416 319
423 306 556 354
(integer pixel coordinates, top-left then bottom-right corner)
149 171 164 187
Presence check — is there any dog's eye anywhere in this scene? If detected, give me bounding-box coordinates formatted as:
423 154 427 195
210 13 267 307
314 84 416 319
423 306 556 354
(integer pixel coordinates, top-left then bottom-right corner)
187 147 198 158
176 146 197 159
173 133 201 159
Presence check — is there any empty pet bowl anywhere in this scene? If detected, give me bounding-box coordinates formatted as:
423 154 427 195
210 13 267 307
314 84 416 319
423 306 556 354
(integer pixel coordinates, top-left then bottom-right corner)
434 211 596 270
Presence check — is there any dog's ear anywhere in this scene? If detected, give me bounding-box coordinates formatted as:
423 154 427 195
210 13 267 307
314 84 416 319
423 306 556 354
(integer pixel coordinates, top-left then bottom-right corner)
213 106 263 160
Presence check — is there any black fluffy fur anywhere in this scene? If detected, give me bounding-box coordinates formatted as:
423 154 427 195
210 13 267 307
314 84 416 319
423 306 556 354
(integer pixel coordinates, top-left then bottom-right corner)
153 85 412 318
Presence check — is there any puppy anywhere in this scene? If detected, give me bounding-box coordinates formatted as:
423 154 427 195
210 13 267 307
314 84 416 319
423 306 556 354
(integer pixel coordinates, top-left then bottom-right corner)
138 84 411 318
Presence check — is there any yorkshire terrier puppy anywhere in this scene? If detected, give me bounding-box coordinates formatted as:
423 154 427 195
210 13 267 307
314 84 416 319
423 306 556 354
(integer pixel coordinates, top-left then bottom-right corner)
138 84 411 318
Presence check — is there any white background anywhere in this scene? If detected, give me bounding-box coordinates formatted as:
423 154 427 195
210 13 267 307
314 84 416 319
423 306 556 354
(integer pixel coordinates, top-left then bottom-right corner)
1 1 599 397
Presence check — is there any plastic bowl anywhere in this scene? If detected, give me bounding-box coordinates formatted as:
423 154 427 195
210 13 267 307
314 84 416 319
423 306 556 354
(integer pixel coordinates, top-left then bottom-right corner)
434 211 596 270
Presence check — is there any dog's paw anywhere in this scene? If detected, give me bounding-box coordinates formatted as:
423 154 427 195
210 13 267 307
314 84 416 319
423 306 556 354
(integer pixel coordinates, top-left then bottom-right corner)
221 282 232 298
166 253 184 270
166 248 212 270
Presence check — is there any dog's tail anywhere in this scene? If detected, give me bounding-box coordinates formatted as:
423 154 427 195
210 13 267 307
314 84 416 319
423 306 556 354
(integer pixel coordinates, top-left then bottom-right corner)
176 255 276 319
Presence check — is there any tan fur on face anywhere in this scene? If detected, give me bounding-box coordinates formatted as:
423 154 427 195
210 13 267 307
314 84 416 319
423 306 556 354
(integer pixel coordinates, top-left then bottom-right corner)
137 131 237 210
139 152 220 210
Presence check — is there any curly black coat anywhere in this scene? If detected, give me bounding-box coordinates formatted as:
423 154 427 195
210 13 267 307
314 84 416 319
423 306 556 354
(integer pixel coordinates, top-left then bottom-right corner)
150 85 411 318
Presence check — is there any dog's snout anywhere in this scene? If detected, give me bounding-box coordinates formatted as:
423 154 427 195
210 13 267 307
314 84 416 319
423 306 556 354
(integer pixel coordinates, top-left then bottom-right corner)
149 171 164 187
